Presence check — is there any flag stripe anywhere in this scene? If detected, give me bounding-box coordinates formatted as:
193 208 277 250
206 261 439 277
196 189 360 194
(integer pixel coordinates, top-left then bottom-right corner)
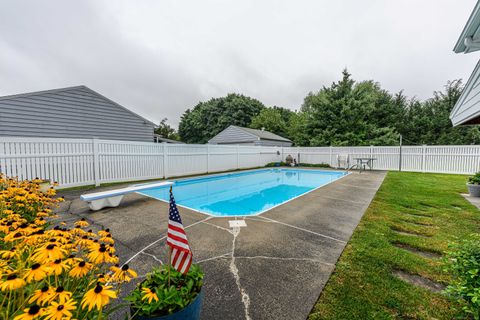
167 237 190 250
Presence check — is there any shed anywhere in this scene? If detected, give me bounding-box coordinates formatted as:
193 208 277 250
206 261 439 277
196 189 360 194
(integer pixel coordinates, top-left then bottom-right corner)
451 1 480 126
208 125 292 147
0 85 156 141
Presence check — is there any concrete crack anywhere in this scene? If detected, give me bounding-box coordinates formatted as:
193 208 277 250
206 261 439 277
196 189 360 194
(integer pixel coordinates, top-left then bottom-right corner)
235 255 334 266
229 226 251 320
202 221 234 234
141 252 163 264
257 216 346 244
196 252 232 264
121 217 212 267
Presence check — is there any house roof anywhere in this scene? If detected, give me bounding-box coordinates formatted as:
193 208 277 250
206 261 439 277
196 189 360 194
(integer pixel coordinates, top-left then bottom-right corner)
454 1 480 53
0 85 157 127
231 125 292 142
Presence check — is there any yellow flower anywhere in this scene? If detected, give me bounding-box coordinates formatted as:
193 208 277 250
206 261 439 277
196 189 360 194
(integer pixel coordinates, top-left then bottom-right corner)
100 233 114 244
141 287 159 303
24 263 49 283
81 283 117 311
13 305 43 320
4 231 24 242
44 299 76 320
69 260 92 278
47 259 67 276
51 286 72 303
113 264 137 283
0 273 26 291
87 245 110 264
74 218 89 228
32 244 66 262
0 247 17 259
98 229 110 237
29 286 54 305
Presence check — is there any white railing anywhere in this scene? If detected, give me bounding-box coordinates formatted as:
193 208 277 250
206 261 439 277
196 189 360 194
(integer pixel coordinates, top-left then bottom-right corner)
0 137 479 187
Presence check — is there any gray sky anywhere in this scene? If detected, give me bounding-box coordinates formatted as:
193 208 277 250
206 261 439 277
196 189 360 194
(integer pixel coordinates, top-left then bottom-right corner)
1 0 479 127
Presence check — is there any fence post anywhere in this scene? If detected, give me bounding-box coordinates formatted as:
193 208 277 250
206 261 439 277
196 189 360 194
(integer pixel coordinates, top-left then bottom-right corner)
163 144 168 179
329 146 332 167
92 138 100 186
206 144 210 173
281 146 284 162
422 145 426 173
236 145 240 169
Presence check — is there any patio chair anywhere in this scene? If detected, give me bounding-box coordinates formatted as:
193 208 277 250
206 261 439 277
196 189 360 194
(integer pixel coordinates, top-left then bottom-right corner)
336 154 350 169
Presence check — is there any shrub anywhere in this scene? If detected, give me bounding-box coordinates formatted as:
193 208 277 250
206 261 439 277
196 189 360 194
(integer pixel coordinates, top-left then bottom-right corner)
298 163 331 168
265 162 287 167
0 174 136 319
468 172 480 185
444 234 480 319
126 264 203 318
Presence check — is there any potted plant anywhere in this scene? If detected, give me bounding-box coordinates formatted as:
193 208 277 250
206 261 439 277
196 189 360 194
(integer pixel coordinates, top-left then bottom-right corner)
126 264 204 319
467 172 480 197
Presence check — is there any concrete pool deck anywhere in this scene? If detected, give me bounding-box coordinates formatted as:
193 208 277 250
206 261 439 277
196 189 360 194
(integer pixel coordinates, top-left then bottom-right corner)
55 169 386 320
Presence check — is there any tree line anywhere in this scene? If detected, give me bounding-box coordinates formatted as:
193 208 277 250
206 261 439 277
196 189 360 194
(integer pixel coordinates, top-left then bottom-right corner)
159 69 480 146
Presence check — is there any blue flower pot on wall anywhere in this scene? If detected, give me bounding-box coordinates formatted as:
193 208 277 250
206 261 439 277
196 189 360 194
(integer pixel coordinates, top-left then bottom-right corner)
132 290 203 320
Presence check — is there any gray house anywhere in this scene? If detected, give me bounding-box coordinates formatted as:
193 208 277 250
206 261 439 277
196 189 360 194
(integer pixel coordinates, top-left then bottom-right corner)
0 85 156 141
208 125 292 147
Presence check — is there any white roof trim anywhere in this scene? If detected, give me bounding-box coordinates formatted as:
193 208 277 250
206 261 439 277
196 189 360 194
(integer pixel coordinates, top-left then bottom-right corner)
454 1 480 53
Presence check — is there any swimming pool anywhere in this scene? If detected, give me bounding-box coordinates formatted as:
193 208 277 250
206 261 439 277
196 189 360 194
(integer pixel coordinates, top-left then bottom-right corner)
139 168 348 217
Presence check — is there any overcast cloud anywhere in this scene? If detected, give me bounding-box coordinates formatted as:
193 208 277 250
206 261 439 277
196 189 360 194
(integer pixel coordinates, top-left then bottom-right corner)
0 0 479 127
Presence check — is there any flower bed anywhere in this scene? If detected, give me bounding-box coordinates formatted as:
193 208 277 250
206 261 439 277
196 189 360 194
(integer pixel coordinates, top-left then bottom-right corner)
0 174 136 319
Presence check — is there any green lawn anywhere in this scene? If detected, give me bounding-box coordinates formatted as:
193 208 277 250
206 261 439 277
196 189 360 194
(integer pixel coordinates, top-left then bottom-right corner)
309 171 480 319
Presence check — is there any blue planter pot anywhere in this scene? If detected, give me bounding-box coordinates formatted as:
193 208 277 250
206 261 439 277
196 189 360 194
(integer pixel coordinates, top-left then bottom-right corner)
132 290 203 320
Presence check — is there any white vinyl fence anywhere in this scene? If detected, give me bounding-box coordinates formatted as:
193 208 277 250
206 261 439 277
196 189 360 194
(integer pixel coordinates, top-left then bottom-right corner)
0 137 479 188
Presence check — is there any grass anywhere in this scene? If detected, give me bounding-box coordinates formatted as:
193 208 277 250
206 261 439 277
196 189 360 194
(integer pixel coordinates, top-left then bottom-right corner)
308 171 480 319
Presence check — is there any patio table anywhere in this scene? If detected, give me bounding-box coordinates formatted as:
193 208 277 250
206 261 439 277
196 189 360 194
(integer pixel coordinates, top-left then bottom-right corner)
353 157 377 172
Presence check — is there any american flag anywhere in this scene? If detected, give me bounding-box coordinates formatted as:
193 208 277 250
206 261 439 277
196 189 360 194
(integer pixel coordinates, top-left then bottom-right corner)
166 187 192 274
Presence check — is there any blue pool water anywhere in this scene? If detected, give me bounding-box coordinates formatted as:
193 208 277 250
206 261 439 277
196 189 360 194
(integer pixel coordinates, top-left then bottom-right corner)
139 169 348 217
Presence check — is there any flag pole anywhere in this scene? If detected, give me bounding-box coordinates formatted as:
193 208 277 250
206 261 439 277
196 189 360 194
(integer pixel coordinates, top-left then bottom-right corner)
167 185 173 286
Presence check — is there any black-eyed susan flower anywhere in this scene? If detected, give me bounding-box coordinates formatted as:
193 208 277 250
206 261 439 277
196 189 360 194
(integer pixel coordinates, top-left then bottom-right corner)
50 286 72 304
98 228 110 237
141 287 159 303
29 286 54 305
113 264 137 283
0 273 26 291
87 245 110 264
13 305 43 320
69 260 92 278
32 244 66 262
0 247 17 259
24 263 49 283
43 299 76 320
74 218 89 228
81 283 117 311
47 259 67 276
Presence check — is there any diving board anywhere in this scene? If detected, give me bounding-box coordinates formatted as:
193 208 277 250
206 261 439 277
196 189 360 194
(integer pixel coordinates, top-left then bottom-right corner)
80 181 173 211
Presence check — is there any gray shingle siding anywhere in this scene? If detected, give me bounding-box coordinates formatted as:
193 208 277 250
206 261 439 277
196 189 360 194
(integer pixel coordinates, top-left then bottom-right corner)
0 86 155 141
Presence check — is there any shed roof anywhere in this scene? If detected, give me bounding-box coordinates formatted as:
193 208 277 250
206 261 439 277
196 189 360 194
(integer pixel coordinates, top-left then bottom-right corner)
231 126 292 142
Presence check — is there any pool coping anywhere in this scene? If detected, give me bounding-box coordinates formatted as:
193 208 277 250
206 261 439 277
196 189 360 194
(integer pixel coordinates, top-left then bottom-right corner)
137 167 351 218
